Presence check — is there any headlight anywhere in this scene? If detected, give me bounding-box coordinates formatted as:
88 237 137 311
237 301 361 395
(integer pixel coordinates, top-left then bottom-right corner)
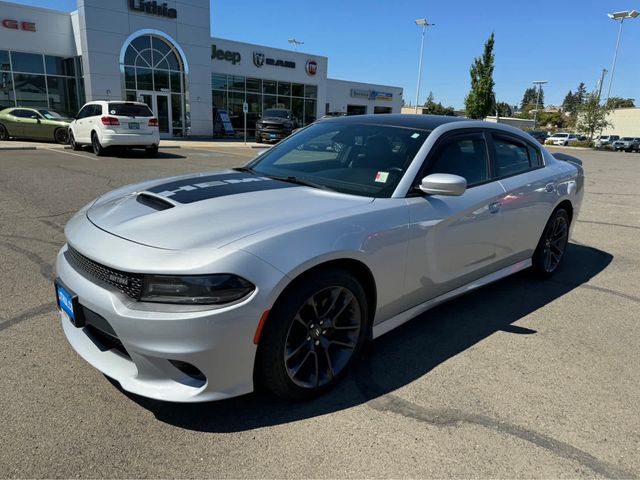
140 274 255 305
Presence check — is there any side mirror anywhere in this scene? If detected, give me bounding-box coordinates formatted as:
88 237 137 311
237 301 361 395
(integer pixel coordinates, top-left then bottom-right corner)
418 173 467 196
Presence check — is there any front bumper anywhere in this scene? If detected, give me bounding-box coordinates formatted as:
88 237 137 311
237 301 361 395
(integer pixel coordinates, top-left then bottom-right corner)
55 233 286 402
256 129 291 142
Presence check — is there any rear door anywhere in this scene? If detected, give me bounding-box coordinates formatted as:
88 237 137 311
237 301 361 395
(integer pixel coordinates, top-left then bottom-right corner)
489 132 555 262
404 131 507 305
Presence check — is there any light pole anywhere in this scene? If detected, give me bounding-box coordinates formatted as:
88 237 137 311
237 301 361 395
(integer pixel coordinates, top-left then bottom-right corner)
414 18 434 114
532 80 547 129
604 10 639 106
288 38 304 51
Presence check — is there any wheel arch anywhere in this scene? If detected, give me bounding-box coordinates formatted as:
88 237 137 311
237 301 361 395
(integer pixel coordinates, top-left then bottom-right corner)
554 199 573 224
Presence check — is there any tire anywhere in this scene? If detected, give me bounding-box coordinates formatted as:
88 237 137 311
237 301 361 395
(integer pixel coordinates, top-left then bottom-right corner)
91 132 106 156
145 145 159 157
531 208 570 278
69 132 81 151
54 128 69 145
0 123 8 141
256 269 369 401
255 132 262 143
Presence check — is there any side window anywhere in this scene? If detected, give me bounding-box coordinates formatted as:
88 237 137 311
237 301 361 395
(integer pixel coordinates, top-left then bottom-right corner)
77 106 91 119
492 136 532 177
428 134 490 186
527 145 543 168
12 109 32 118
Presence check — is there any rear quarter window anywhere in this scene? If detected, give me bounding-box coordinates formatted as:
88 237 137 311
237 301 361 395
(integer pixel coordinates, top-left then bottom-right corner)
108 103 153 117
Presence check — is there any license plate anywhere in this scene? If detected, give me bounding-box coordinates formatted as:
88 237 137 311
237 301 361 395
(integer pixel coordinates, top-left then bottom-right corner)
54 279 84 327
270 133 277 138
128 123 140 130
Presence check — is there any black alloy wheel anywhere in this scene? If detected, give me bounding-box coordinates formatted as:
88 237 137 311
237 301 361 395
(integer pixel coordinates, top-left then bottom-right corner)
69 132 81 151
54 128 69 144
0 124 8 141
284 286 362 389
532 208 570 278
91 132 105 156
257 269 368 401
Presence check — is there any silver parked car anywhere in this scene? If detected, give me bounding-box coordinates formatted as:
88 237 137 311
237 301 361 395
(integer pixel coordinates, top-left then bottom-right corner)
612 137 640 152
55 115 584 402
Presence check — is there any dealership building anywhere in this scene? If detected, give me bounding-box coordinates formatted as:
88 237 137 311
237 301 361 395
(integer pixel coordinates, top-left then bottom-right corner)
0 0 403 137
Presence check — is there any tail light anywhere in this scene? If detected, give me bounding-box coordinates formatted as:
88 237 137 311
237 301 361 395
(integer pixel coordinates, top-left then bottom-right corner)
148 118 159 127
101 116 120 126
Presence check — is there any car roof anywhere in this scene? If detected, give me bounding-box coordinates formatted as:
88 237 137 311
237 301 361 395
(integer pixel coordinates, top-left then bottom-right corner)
317 113 467 130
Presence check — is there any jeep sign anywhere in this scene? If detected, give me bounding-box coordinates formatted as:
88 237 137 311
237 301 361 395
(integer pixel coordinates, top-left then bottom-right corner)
211 45 241 65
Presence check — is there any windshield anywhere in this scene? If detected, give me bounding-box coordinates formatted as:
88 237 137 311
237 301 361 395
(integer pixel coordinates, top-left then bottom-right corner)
553 133 568 138
38 109 66 120
263 109 291 119
621 137 633 141
107 103 153 117
247 122 431 198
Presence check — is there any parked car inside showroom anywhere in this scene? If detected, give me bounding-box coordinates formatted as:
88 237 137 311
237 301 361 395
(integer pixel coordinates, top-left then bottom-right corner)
55 114 583 402
255 108 298 143
68 101 160 156
0 107 71 143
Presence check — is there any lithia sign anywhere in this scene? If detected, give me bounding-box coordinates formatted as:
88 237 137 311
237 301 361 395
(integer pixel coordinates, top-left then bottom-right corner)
128 0 177 19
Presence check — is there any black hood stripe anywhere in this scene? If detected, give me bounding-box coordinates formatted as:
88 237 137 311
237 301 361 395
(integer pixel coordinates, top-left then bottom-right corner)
146 172 296 204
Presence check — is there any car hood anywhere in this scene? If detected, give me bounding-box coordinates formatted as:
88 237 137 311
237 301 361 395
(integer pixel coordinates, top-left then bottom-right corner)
86 169 372 250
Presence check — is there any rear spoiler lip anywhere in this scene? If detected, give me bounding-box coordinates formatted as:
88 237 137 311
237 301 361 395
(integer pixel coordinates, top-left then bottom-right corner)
552 152 583 166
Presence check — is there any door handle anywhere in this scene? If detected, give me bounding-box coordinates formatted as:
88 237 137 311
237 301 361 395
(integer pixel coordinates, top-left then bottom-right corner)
545 183 556 193
489 202 502 214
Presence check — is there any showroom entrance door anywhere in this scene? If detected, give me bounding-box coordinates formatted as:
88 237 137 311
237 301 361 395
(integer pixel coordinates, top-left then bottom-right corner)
138 92 172 138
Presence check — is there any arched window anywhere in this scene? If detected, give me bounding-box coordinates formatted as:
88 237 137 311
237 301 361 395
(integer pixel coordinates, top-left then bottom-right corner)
120 34 187 137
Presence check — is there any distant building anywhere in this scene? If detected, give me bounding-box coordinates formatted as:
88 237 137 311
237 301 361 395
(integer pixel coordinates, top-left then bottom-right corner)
601 108 640 137
484 116 535 129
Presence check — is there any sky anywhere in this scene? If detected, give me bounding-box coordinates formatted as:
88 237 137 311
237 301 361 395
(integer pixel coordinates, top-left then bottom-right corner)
9 0 640 109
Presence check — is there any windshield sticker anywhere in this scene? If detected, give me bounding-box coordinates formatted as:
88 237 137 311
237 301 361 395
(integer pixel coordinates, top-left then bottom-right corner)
375 171 389 183
411 133 420 139
110 110 116 114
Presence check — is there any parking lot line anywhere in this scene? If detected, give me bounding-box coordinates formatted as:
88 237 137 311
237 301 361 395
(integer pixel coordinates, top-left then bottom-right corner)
45 147 98 161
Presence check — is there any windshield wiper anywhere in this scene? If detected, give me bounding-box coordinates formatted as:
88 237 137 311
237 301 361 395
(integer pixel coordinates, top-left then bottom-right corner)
233 166 255 173
265 175 333 191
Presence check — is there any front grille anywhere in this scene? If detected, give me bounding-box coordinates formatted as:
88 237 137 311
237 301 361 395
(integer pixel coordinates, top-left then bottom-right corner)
66 246 143 300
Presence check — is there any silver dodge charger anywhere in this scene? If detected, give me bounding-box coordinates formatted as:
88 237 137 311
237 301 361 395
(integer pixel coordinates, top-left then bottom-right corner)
55 115 584 402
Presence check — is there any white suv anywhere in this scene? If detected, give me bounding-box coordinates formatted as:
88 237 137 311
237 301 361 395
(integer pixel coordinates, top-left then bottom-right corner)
546 132 579 146
69 101 160 156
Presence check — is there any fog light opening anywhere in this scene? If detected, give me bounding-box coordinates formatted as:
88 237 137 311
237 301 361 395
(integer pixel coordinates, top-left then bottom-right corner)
168 359 206 383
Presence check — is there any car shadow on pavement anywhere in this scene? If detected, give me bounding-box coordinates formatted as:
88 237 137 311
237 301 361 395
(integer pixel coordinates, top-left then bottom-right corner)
116 243 612 432
75 147 186 159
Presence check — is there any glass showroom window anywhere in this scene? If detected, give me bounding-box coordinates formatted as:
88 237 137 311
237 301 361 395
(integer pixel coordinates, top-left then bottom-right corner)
121 35 187 137
0 49 83 115
211 73 318 135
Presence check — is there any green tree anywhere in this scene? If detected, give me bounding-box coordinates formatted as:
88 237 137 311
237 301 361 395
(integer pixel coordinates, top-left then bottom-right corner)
562 90 576 113
423 91 455 116
521 87 544 110
606 97 635 109
495 101 512 117
576 91 612 140
464 32 496 119
575 82 587 105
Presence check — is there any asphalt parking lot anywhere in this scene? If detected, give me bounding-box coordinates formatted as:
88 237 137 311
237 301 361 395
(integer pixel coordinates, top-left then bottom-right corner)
0 144 638 478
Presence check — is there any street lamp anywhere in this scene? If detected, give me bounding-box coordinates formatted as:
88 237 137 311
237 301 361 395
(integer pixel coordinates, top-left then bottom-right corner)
414 18 435 114
604 10 639 106
288 38 304 51
532 80 547 129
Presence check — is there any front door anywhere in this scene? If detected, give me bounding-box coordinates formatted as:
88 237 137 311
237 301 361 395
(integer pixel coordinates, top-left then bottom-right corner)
138 92 172 138
403 132 506 306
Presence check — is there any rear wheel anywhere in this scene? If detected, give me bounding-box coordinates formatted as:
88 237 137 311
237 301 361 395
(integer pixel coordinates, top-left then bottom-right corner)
91 132 105 156
54 128 68 144
0 123 8 140
531 208 570 278
257 269 368 401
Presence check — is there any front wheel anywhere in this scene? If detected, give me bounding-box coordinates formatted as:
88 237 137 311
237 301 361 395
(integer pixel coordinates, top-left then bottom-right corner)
69 132 81 151
91 132 106 156
531 208 570 278
255 132 262 143
256 269 369 401
54 128 69 144
0 123 9 141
